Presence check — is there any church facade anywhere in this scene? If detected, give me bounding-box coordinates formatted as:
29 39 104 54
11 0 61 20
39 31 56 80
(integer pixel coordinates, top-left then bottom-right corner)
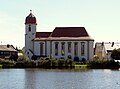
25 11 94 60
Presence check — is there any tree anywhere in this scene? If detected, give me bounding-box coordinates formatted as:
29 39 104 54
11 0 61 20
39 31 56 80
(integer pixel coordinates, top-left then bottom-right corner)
111 48 120 60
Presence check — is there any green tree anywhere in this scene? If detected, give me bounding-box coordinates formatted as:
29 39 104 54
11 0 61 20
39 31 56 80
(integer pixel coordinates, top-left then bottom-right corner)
111 48 120 60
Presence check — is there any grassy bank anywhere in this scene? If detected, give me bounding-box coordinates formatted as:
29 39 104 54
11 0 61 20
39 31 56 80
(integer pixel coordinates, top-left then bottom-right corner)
15 59 75 69
0 57 120 69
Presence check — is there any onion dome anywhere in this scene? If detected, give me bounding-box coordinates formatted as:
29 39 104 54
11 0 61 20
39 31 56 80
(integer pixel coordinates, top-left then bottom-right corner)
25 10 37 24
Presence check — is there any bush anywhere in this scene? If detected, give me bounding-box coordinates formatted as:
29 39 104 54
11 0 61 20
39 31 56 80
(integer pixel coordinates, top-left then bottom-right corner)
111 48 120 60
67 55 72 59
81 58 86 64
24 60 36 68
87 59 119 68
65 59 75 68
58 59 65 68
0 59 16 68
31 55 37 60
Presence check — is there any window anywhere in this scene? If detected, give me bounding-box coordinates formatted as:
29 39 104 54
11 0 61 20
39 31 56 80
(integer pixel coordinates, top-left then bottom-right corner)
68 42 71 53
74 42 78 56
27 52 29 54
40 43 44 55
61 42 65 56
28 25 31 32
81 42 85 56
55 42 58 56
1 52 3 55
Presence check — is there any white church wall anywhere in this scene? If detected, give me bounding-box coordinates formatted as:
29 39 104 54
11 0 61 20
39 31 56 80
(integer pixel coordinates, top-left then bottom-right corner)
34 41 45 56
46 41 50 57
34 41 40 55
49 41 90 60
32 40 94 60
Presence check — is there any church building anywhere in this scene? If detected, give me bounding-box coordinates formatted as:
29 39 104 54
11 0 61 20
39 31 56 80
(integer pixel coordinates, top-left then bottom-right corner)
25 11 94 60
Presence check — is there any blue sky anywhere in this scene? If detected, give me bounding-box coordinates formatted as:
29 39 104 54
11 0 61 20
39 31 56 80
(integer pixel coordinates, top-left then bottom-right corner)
0 0 120 48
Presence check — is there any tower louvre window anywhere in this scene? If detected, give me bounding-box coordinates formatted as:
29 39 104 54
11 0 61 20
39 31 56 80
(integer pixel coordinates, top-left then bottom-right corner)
28 25 31 32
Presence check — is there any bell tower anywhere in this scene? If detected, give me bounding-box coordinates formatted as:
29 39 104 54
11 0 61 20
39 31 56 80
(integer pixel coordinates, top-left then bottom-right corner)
25 10 37 59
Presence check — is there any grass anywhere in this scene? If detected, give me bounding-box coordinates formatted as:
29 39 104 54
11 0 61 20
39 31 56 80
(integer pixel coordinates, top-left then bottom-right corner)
74 64 88 69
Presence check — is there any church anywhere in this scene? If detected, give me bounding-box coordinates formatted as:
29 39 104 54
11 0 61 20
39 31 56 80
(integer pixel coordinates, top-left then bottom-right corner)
25 11 94 60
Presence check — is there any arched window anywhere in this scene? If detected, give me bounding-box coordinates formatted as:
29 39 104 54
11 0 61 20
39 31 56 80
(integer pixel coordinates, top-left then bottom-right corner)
74 42 78 56
28 25 31 32
61 42 65 56
81 42 85 56
40 43 44 56
55 42 58 56
68 42 71 53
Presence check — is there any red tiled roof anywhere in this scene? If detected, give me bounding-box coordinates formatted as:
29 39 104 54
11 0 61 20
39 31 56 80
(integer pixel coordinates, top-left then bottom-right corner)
25 13 36 24
36 32 52 38
50 27 89 37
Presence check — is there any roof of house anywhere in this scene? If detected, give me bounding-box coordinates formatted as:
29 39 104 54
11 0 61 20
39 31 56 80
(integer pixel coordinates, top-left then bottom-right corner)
95 42 120 52
0 45 17 52
50 27 89 37
104 42 120 51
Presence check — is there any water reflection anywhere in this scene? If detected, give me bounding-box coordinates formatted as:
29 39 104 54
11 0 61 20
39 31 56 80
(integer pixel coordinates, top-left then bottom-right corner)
24 69 37 89
0 69 120 89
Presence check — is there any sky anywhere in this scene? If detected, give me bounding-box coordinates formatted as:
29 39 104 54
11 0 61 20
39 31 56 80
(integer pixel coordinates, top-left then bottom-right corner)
0 0 120 49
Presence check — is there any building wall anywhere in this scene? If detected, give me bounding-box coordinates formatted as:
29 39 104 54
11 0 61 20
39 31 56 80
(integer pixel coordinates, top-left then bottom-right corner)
34 41 45 56
25 24 36 56
95 43 106 59
33 40 94 60
88 41 94 60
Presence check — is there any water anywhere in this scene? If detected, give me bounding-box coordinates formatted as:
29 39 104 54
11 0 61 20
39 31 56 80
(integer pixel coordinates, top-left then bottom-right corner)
0 69 120 89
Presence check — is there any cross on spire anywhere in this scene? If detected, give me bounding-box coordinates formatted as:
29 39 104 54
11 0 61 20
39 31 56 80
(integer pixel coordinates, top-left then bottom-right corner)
30 10 32 13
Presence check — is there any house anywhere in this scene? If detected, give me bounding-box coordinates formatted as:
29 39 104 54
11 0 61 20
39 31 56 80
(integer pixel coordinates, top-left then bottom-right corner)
95 42 120 59
0 44 18 60
25 11 94 60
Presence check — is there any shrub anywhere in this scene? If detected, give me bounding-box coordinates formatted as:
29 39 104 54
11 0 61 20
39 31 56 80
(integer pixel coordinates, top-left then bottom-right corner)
58 59 65 68
65 59 75 68
67 55 72 59
0 59 16 68
31 55 37 60
111 48 120 60
87 59 119 68
81 58 86 64
24 60 36 68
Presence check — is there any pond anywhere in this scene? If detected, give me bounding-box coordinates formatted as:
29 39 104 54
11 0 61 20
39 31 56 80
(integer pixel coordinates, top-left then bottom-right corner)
0 69 120 89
